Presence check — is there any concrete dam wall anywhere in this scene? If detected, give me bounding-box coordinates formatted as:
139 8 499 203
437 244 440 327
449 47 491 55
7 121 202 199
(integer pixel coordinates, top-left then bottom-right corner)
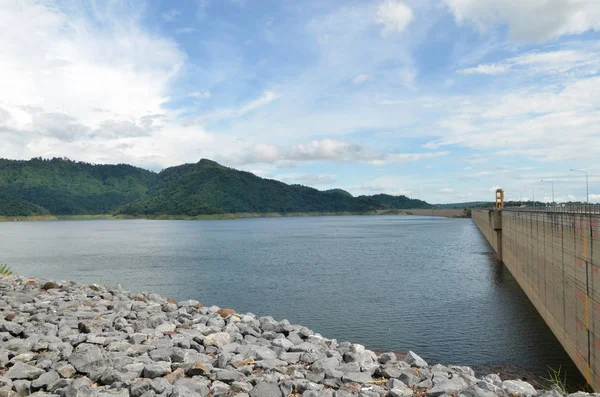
473 208 600 390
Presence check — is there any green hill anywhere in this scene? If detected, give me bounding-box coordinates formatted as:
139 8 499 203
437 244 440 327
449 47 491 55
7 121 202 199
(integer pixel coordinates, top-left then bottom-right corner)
0 157 157 215
117 159 384 215
324 189 353 197
365 193 432 209
0 192 50 217
0 157 432 217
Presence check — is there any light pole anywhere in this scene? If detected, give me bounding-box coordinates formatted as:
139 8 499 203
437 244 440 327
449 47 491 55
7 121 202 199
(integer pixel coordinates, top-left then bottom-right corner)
541 180 554 205
570 169 589 204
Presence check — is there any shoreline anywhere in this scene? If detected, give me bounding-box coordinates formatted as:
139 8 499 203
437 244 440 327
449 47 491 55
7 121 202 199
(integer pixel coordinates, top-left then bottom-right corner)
0 209 468 222
0 274 587 396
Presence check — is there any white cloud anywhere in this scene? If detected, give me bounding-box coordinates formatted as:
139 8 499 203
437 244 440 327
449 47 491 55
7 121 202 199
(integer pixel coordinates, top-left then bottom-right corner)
439 188 454 193
460 49 599 75
0 1 226 168
218 139 449 166
352 74 372 84
444 0 600 42
239 91 281 115
461 63 510 75
189 90 211 98
278 174 337 185
376 0 414 38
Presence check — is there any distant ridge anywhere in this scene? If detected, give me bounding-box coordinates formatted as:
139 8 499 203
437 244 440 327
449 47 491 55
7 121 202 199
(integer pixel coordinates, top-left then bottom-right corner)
0 157 432 217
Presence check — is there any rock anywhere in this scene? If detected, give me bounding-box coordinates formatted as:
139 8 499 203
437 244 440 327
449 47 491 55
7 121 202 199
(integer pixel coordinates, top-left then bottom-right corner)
501 380 537 396
404 351 427 368
68 344 108 381
12 380 31 396
378 352 396 364
311 357 340 373
249 382 282 397
0 321 24 336
7 362 45 380
164 368 185 384
185 361 211 376
217 309 237 318
42 281 61 290
342 372 372 384
0 275 591 397
156 323 176 333
215 370 246 383
31 370 59 391
57 364 77 378
203 332 232 347
143 362 172 378
426 377 469 397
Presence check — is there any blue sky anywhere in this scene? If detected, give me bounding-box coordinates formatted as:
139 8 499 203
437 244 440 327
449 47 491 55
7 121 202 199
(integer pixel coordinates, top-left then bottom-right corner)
1 0 600 203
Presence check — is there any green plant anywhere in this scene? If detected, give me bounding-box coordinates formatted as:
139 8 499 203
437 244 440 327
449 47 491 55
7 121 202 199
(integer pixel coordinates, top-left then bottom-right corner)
543 365 567 394
0 264 13 276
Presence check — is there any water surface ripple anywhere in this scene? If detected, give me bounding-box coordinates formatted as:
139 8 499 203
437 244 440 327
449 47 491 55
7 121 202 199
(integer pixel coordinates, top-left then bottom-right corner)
0 216 581 380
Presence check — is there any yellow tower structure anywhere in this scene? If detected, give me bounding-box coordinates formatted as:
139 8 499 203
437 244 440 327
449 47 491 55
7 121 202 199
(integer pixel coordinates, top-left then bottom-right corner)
495 189 504 209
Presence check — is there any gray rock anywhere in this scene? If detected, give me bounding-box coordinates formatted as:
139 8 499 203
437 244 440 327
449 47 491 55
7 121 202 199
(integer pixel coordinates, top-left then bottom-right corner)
342 372 372 384
404 351 428 368
249 382 282 397
203 332 232 347
31 370 60 391
0 321 24 336
142 362 171 378
216 370 245 383
7 362 46 380
312 357 339 373
502 380 537 396
56 364 77 378
13 380 31 397
68 344 108 381
427 378 469 397
378 352 396 364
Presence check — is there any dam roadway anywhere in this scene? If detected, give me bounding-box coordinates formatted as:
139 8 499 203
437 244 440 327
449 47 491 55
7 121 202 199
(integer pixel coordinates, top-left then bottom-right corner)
473 207 600 390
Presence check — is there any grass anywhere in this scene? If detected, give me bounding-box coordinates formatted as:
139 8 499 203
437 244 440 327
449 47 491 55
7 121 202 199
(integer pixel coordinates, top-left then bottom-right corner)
543 366 567 394
0 264 13 276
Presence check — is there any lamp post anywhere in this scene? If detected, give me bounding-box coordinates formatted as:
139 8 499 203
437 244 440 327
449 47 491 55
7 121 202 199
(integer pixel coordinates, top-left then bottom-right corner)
570 169 589 204
541 180 554 205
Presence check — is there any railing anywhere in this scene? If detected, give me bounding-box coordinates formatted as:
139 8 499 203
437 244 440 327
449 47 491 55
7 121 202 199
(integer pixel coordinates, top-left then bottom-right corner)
500 205 600 215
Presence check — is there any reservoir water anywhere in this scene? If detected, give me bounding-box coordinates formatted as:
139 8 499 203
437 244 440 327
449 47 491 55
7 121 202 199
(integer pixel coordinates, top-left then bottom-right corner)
0 215 583 383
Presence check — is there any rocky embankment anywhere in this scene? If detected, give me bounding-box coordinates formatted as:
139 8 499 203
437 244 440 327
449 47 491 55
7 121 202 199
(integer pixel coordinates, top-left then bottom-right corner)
0 276 588 397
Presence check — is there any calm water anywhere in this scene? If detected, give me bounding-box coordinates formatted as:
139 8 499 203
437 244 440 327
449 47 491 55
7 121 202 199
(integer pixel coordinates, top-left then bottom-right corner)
0 216 582 380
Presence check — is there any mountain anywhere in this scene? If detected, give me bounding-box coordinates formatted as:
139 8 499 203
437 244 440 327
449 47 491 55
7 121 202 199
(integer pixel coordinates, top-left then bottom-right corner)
117 160 384 215
365 194 432 210
324 189 353 197
0 157 432 216
0 158 157 215
0 192 49 217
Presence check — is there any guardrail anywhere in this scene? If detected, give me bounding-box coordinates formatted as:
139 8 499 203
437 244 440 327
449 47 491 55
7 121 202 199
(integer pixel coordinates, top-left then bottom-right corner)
500 205 600 215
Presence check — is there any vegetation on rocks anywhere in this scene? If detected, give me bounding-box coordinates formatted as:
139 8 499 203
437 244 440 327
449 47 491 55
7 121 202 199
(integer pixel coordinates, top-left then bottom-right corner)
0 264 12 276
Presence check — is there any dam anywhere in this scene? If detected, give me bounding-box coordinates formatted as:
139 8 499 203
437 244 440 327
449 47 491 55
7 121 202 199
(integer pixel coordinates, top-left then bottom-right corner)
473 206 600 390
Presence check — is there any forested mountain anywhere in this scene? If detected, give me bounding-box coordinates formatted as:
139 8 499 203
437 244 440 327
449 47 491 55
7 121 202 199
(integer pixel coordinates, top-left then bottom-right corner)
0 158 157 214
117 160 384 215
366 194 432 209
0 157 432 216
0 192 49 217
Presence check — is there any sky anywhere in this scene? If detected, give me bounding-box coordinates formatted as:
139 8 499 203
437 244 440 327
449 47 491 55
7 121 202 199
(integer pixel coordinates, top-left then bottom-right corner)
1 0 600 204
